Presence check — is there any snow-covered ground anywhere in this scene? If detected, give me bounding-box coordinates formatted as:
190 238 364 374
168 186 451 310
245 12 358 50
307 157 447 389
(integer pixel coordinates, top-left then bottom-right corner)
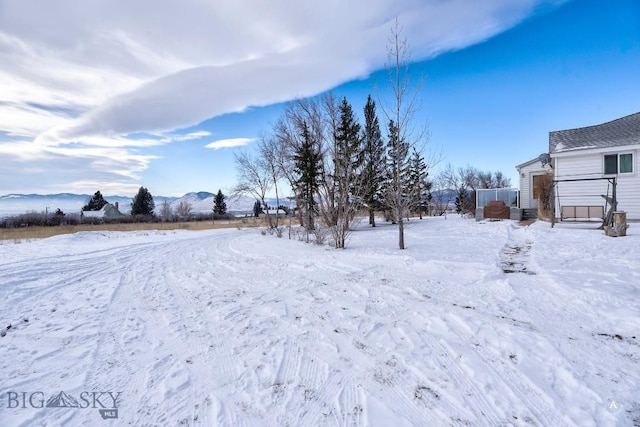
0 217 638 426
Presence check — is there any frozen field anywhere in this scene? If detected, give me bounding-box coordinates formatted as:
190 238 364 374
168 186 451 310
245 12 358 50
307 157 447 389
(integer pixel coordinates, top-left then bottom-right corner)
0 217 638 426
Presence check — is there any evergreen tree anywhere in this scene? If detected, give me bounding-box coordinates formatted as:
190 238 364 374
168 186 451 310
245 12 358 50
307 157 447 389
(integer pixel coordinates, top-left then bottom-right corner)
408 148 428 219
213 189 227 215
335 97 363 188
52 208 66 225
361 95 386 227
131 186 155 216
82 191 108 211
293 121 322 233
455 185 467 214
253 199 262 217
332 97 363 248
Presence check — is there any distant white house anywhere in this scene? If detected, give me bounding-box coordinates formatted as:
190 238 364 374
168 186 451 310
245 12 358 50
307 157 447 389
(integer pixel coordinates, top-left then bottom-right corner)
81 202 124 220
518 112 640 220
257 208 288 219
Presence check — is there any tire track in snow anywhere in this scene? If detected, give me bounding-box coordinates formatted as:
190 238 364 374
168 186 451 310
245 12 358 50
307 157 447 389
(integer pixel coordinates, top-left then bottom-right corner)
407 311 503 426
344 276 504 425
0 251 121 324
0 241 156 426
132 237 243 425
337 378 364 426
75 237 234 424
79 247 158 425
298 302 443 426
433 301 569 426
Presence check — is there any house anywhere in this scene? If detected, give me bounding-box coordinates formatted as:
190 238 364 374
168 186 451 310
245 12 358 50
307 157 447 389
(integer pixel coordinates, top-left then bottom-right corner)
550 112 639 220
515 154 552 211
81 202 124 220
518 112 640 221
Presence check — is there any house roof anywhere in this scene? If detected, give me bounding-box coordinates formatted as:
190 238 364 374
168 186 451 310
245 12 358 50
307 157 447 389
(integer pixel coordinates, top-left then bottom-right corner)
549 112 640 153
82 203 123 217
515 155 545 171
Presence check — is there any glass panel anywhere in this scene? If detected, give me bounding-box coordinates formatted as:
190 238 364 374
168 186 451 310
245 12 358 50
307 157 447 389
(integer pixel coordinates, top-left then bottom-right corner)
476 189 518 208
477 191 492 208
496 190 510 206
620 153 633 173
604 155 618 174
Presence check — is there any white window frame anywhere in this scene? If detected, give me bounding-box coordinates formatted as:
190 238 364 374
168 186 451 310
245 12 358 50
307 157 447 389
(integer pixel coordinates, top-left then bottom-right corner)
603 152 634 175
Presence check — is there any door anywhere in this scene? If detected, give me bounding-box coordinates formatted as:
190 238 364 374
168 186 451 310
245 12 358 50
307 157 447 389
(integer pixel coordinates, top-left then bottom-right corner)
531 174 544 208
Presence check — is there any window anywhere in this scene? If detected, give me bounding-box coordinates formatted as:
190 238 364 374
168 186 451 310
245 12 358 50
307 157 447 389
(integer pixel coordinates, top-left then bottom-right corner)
604 153 634 174
604 155 618 174
620 153 633 173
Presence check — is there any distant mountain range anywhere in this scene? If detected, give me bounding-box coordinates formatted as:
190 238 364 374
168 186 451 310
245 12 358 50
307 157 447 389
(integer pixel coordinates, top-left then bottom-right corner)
0 190 458 218
0 192 283 217
161 191 282 214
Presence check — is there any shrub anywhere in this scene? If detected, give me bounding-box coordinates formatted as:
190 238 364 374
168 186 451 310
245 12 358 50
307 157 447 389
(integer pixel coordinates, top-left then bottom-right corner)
536 171 554 220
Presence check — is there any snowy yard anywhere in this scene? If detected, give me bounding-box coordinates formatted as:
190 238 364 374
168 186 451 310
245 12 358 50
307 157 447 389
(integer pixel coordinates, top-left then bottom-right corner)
0 217 638 426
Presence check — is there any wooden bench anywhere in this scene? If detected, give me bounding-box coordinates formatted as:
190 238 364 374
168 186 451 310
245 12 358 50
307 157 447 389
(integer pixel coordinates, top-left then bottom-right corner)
560 205 605 220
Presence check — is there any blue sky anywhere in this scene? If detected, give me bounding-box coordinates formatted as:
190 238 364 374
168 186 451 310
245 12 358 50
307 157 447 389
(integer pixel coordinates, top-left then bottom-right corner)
1 0 639 197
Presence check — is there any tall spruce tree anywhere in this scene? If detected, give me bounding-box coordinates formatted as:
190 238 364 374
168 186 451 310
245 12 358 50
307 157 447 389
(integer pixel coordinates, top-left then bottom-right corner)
83 191 108 211
253 199 262 217
213 189 227 215
131 187 155 216
455 185 467 214
408 148 428 219
293 122 322 235
332 97 363 248
361 95 386 227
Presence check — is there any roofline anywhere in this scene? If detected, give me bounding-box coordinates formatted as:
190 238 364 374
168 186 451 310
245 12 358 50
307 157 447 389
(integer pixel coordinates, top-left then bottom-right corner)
549 111 640 135
515 155 546 170
550 142 640 157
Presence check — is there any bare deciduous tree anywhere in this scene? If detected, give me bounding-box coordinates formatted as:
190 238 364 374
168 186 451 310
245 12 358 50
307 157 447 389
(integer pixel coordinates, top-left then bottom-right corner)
258 134 282 228
175 201 193 220
159 200 172 222
233 150 274 228
441 164 513 215
378 19 428 249
272 98 325 229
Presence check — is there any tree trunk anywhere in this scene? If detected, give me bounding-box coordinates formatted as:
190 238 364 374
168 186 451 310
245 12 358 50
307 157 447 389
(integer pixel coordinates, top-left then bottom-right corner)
274 183 280 228
263 198 273 229
398 217 405 249
369 208 376 227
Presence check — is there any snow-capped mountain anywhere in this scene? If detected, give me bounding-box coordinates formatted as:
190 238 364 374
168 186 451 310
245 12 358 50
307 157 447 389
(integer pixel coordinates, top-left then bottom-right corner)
0 192 284 218
165 192 283 214
0 193 138 217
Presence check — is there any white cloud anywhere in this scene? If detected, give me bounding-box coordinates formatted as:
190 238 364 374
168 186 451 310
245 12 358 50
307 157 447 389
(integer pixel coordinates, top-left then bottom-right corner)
205 138 255 150
0 0 566 193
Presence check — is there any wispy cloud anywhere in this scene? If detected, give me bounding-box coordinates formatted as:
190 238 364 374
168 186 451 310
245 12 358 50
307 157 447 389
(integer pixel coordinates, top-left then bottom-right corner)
205 138 255 150
0 0 566 193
